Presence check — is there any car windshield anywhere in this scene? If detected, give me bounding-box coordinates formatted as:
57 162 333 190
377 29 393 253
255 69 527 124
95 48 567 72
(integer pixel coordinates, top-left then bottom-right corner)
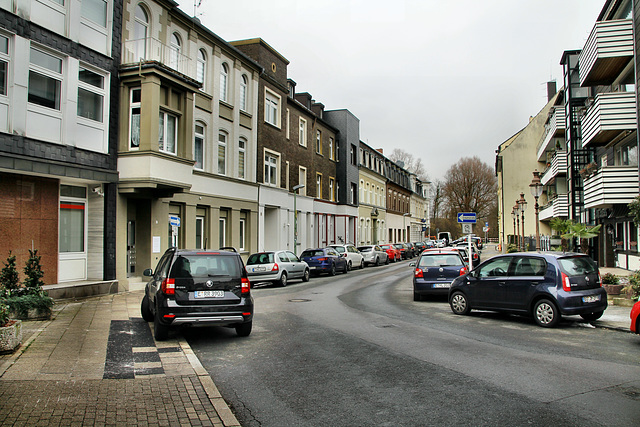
171 254 240 278
246 253 274 265
333 246 346 253
358 247 372 252
301 250 324 257
558 256 598 276
418 254 462 267
380 245 391 249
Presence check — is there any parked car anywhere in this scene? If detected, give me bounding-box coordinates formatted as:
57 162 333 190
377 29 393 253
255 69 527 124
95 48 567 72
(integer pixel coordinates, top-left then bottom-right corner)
141 247 253 340
380 244 402 262
393 243 409 259
424 239 436 249
435 239 446 248
245 250 310 287
449 246 470 267
631 300 640 334
358 245 389 266
448 252 608 327
454 242 481 268
404 243 416 258
411 249 468 301
330 244 365 270
300 247 348 276
413 241 426 254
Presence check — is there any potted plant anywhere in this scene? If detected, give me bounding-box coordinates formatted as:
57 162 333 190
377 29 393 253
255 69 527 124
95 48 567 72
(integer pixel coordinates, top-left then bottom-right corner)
622 271 640 302
0 301 22 353
601 273 623 296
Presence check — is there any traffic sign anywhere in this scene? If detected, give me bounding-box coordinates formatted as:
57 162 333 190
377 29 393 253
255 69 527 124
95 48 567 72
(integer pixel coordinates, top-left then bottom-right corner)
462 223 473 234
457 212 477 223
169 215 181 227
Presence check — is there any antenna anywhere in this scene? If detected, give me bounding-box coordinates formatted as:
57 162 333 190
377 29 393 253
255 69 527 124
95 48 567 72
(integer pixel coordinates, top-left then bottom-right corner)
194 0 204 18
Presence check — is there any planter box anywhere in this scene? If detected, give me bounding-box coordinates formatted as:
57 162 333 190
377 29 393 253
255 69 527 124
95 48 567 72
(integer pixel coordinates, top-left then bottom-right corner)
0 319 22 353
603 284 624 295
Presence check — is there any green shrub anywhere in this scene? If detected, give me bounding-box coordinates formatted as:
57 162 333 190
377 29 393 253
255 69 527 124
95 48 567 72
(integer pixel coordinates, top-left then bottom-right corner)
0 251 20 297
506 244 518 253
3 294 53 319
0 301 9 327
622 271 640 300
23 249 45 294
601 273 620 286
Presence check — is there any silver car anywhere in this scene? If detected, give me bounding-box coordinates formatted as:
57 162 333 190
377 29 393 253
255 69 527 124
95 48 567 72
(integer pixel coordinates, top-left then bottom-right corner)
245 251 310 287
357 245 389 266
329 244 365 270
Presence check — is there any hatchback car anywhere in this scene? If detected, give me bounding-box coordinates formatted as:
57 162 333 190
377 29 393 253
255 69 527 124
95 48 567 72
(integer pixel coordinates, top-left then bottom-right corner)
358 245 389 266
141 247 253 341
411 249 468 301
300 247 348 276
631 300 640 334
393 243 409 259
329 244 365 270
448 252 608 327
455 242 481 268
380 244 402 262
245 250 310 287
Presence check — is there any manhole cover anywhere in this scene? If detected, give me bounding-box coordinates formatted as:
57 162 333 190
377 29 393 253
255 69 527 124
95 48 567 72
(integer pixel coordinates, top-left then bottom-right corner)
289 299 311 303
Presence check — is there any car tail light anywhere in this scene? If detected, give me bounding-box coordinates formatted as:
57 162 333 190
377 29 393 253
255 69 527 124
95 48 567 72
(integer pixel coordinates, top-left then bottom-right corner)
161 278 175 295
342 253 347 257
561 272 572 292
597 272 602 287
163 314 176 319
317 257 328 261
473 253 478 260
241 277 251 294
460 267 468 275
414 269 423 278
271 263 279 272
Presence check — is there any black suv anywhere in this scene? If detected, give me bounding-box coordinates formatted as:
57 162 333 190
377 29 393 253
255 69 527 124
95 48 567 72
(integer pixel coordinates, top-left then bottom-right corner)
141 247 254 340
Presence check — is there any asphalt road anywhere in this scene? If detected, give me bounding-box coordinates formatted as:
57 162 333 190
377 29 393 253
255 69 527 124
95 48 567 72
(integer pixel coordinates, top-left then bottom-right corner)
187 251 640 427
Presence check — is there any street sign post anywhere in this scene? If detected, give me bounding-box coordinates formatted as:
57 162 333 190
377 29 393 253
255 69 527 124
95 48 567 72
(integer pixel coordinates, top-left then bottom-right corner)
457 212 477 223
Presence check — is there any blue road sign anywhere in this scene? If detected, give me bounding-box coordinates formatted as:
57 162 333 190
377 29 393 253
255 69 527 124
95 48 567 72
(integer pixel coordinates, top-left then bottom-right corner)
457 212 477 223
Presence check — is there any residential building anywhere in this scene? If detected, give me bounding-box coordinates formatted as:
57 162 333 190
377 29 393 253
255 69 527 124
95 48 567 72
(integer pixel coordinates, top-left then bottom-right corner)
0 0 121 297
357 141 387 245
409 174 428 242
384 158 413 243
117 0 261 287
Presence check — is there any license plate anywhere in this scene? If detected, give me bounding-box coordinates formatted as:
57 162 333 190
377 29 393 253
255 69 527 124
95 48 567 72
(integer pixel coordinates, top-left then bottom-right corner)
195 290 224 298
582 295 601 303
433 283 450 288
252 267 266 272
309 266 316 270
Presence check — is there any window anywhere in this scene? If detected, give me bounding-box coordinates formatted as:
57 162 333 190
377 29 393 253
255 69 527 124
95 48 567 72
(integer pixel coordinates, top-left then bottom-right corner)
159 111 178 154
350 183 357 205
316 173 322 198
298 166 307 196
169 33 181 70
351 145 357 165
196 49 206 87
220 63 228 102
28 47 62 110
0 35 9 96
329 138 334 160
239 218 246 251
59 185 87 253
615 143 638 166
477 257 513 278
134 4 148 60
218 132 227 175
77 67 105 122
329 178 336 201
195 216 204 249
194 123 205 170
238 138 246 179
335 141 339 162
81 0 107 27
219 217 226 247
299 118 307 146
265 89 280 127
129 88 141 149
239 74 248 111
264 151 279 186
316 130 322 154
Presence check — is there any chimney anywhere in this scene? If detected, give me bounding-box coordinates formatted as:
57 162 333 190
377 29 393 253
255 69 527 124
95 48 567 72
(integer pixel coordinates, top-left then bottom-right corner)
376 148 383 154
546 81 557 102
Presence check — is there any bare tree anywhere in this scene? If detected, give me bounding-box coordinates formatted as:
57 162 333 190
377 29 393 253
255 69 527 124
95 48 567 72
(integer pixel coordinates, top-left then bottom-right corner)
430 179 444 221
389 149 429 181
442 156 497 223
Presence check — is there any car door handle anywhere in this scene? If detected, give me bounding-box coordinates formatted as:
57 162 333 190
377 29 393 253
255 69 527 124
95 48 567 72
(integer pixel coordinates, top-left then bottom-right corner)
498 282 506 286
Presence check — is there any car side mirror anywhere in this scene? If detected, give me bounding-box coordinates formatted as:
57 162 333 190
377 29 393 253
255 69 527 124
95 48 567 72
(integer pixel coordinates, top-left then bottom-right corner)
143 268 153 277
409 262 416 267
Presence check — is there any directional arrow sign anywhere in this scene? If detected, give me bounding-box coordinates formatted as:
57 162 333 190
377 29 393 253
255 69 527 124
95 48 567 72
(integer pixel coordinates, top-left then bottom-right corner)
457 212 477 223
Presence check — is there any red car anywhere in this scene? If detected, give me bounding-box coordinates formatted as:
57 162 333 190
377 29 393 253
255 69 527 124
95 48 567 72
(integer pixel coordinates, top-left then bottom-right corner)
380 244 402 262
631 300 640 334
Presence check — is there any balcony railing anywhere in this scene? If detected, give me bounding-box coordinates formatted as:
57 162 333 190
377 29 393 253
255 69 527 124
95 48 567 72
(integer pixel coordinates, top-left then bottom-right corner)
123 38 194 78
579 19 633 86
537 107 566 161
539 194 569 221
583 166 639 208
540 150 568 186
581 91 637 148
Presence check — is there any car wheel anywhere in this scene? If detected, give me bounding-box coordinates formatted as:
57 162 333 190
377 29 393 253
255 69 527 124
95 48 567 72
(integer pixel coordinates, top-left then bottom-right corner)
347 261 352 271
450 291 470 315
375 257 380 267
153 310 169 341
413 291 422 302
385 256 390 265
302 268 310 282
359 259 364 269
533 299 559 327
343 261 349 274
329 263 336 276
141 294 153 322
580 311 604 322
235 321 252 337
278 272 288 287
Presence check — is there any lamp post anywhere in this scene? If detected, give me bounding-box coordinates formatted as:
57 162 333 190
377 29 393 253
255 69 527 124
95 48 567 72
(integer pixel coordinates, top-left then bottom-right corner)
518 193 528 251
513 204 520 250
293 184 305 255
511 208 516 249
529 170 543 251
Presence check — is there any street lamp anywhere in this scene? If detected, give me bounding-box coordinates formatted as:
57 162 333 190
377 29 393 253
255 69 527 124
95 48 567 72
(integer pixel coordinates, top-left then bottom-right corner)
517 193 527 251
513 204 520 250
511 208 516 249
529 170 543 251
293 184 305 255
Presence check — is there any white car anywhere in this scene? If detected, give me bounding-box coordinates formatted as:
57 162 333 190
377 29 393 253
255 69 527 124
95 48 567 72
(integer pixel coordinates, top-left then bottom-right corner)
329 244 365 270
245 250 310 286
357 245 389 266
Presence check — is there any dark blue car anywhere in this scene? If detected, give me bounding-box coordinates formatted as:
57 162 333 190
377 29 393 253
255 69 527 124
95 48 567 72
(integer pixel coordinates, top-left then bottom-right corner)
411 249 468 300
448 252 607 327
300 247 348 276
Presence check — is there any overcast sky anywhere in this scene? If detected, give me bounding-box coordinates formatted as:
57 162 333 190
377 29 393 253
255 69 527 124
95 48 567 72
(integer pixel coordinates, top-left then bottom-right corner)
185 0 606 181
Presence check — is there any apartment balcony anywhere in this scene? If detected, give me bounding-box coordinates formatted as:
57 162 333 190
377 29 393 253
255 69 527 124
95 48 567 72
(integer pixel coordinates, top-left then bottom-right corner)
118 153 193 197
540 151 568 186
583 166 639 209
537 108 566 161
581 91 637 148
539 194 569 221
122 38 195 80
579 19 633 86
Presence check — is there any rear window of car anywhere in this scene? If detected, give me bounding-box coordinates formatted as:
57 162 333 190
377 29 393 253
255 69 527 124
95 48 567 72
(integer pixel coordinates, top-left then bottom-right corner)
557 256 598 277
301 250 324 257
358 247 372 252
170 254 240 278
418 254 463 267
246 253 274 265
333 246 346 253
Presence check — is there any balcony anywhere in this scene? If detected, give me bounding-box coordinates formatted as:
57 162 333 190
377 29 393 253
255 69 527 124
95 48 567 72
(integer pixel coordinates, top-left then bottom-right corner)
583 166 639 208
581 91 637 148
579 19 633 86
540 151 568 186
537 107 566 161
123 38 194 80
539 194 569 221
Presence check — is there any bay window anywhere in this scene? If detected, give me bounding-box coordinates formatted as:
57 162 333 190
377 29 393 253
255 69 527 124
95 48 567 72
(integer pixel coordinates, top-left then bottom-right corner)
159 111 177 154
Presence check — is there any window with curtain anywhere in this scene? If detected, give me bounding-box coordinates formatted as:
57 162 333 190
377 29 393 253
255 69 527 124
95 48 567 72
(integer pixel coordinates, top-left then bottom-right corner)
194 123 205 170
129 88 141 149
218 132 227 175
264 152 278 186
238 138 246 179
240 75 248 111
159 111 177 154
197 49 206 87
220 63 228 102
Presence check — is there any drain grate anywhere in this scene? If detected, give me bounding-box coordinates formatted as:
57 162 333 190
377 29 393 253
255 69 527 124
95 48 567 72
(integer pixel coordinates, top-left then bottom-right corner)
289 298 312 303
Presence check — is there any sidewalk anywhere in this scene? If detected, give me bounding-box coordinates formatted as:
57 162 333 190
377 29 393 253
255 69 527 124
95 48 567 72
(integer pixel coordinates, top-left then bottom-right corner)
0 291 240 427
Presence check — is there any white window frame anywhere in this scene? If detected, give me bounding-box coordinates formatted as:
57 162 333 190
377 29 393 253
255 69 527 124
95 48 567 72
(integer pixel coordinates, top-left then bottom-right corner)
169 33 181 71
316 130 322 154
299 117 307 147
0 33 10 98
195 216 204 249
194 122 205 170
129 87 141 150
329 177 335 202
218 131 227 175
219 217 226 247
298 166 307 196
316 173 322 198
220 62 228 102
265 88 280 127
238 138 246 179
329 137 334 160
197 49 206 88
264 149 280 186
28 46 63 112
81 0 108 28
159 110 178 155
77 64 107 124
239 218 246 251
239 74 247 111
133 4 148 60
